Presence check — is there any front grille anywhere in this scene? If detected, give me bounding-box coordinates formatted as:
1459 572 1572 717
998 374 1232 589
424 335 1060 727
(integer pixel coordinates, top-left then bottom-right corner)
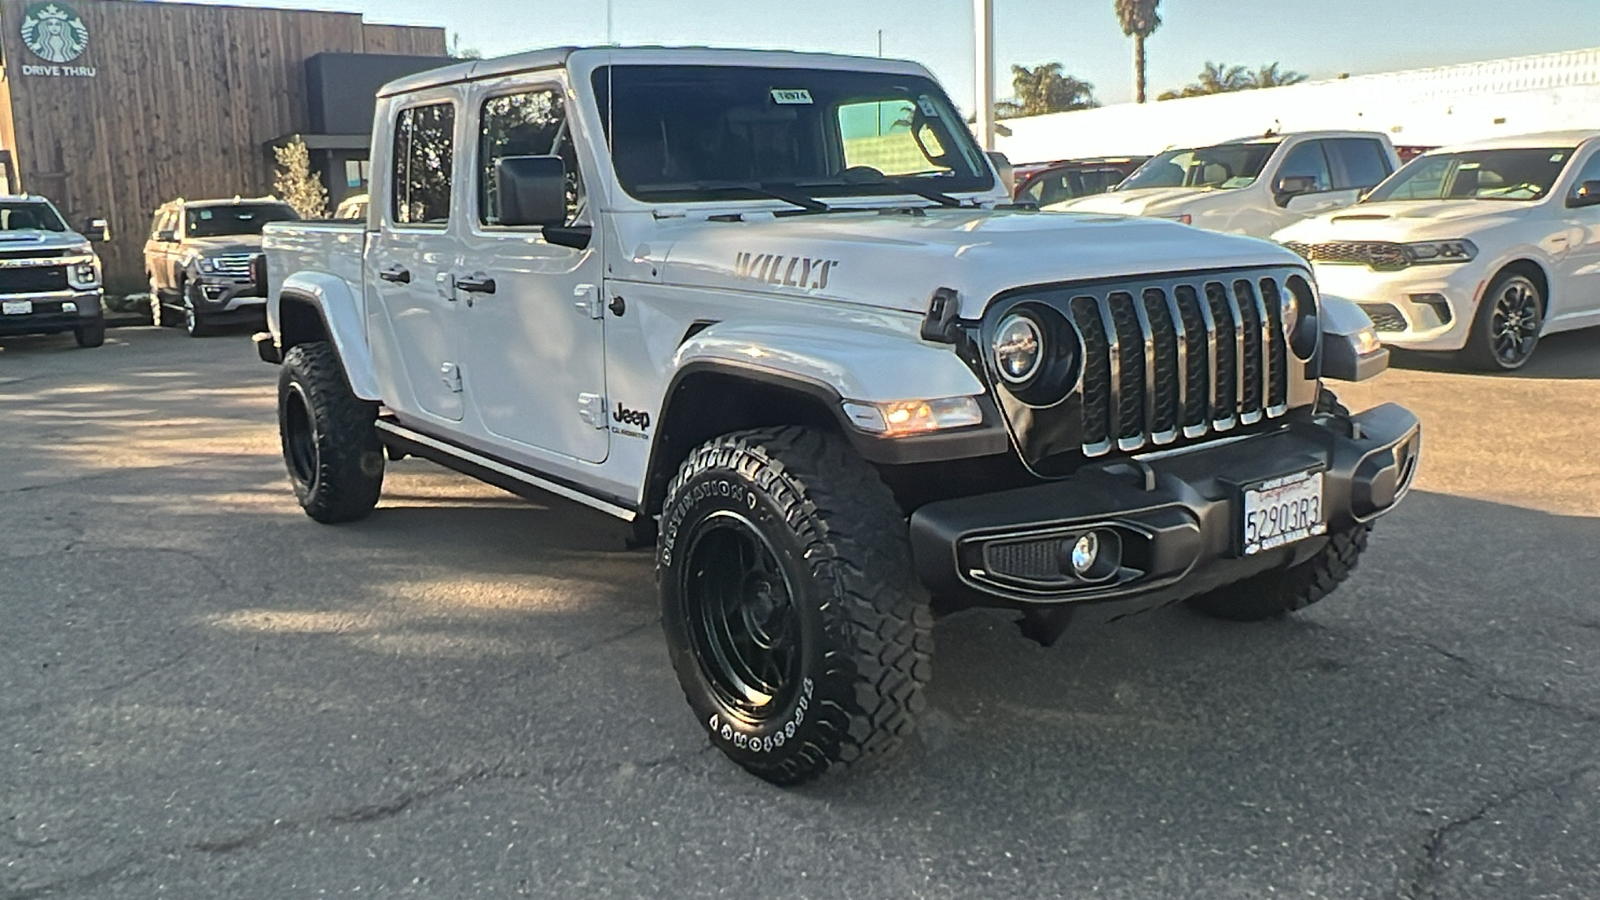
0 266 68 294
0 248 68 261
209 254 256 278
1283 240 1409 271
1071 272 1295 456
1362 303 1408 333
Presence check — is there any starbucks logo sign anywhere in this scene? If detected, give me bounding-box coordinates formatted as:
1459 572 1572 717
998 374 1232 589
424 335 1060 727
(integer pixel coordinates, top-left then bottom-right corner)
21 2 89 64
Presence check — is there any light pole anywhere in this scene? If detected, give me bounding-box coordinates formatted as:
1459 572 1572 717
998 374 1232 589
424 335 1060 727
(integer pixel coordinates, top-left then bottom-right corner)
974 0 995 150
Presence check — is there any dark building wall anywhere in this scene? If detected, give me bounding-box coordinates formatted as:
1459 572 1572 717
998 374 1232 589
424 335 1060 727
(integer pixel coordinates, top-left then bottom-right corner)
0 0 446 292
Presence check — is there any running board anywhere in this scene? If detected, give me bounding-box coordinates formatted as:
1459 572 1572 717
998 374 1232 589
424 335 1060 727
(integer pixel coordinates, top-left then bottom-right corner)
374 419 636 522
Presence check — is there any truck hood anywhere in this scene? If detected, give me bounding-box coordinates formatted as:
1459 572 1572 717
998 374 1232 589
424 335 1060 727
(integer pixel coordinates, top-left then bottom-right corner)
181 235 265 255
1049 186 1234 218
639 207 1300 318
0 229 91 253
1275 200 1530 243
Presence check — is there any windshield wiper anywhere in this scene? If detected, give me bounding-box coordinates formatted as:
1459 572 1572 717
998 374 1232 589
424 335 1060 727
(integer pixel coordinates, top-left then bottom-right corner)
823 173 963 207
634 181 830 213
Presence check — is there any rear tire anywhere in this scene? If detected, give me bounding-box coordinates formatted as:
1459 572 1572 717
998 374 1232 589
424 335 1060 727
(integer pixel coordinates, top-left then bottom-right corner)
1185 391 1371 622
74 320 106 348
658 427 933 786
1462 269 1543 371
150 277 179 328
278 342 384 524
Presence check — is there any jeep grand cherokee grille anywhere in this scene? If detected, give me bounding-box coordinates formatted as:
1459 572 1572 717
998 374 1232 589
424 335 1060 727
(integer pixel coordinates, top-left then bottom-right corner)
1283 240 1410 271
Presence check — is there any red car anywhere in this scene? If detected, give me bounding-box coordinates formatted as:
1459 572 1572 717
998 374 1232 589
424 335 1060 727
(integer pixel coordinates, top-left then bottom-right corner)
1013 157 1150 206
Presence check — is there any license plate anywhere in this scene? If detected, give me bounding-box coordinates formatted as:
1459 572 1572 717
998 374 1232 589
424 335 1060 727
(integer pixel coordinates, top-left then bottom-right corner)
1242 470 1326 556
2 300 32 315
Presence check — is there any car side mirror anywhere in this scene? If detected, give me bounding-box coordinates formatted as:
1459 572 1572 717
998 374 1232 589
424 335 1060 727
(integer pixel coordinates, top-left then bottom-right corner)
157 229 177 243
496 155 568 229
1275 175 1318 206
985 150 1015 195
1569 180 1600 208
82 218 111 242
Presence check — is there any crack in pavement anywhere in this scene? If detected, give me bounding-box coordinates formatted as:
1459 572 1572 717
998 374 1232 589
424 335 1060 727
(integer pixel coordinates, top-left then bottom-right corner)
1398 763 1599 900
553 617 660 663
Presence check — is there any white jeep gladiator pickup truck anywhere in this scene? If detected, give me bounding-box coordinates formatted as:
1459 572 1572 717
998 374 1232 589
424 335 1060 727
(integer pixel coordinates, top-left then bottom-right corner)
256 47 1421 785
1054 131 1401 239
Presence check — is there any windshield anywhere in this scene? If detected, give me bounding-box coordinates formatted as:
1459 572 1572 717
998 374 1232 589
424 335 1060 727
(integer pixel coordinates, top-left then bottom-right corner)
1118 142 1280 191
592 65 994 204
0 201 68 232
185 204 300 237
1365 148 1574 202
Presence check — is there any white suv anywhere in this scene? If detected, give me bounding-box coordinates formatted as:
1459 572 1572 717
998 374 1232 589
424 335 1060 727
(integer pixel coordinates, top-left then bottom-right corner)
1054 132 1400 239
1275 131 1600 370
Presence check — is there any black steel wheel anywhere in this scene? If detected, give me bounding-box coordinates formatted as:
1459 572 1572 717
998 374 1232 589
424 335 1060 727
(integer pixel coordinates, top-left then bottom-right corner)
278 342 384 524
659 427 932 786
1464 270 1543 371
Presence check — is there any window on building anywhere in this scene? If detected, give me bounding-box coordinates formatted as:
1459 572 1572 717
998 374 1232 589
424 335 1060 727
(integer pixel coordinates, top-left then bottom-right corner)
477 89 583 227
392 102 456 225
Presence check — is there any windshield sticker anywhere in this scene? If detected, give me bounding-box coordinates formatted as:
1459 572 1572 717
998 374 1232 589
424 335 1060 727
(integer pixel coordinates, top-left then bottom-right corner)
1552 153 1568 163
770 89 813 105
917 96 940 118
734 252 839 290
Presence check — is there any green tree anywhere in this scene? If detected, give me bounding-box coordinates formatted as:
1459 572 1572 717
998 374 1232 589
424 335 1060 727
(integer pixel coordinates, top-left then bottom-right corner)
1159 61 1307 100
995 63 1099 119
272 137 328 220
1114 0 1162 104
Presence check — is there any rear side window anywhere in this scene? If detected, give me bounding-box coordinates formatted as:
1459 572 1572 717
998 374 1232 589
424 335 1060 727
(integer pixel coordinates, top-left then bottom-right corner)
1279 141 1333 193
1327 139 1393 190
392 102 456 226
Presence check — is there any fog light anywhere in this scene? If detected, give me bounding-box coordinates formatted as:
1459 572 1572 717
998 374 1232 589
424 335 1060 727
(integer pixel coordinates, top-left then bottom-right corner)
62 302 77 314
1059 529 1122 582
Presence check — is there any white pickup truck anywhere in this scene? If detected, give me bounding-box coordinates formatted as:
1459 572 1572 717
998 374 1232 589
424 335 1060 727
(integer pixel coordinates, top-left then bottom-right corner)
1054 131 1401 239
256 47 1420 785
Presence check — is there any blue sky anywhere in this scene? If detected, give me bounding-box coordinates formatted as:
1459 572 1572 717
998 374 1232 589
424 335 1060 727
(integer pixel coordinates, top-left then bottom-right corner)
180 0 1600 110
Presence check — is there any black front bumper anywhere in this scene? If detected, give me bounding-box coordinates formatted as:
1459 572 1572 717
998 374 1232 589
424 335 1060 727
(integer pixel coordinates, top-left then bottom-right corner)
0 293 103 337
910 402 1421 608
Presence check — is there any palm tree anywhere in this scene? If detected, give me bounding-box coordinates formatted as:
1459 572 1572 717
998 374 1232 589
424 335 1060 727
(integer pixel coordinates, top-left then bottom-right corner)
1158 61 1304 99
1114 0 1161 104
996 63 1099 119
1247 63 1308 89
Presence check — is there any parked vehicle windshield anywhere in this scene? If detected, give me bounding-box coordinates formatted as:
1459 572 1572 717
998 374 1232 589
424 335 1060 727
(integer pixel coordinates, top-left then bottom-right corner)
185 203 300 238
592 65 994 203
1364 147 1574 202
1118 142 1280 191
0 201 68 232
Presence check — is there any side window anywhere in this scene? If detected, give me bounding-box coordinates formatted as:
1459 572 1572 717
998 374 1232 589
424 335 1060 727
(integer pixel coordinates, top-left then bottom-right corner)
1569 152 1600 197
1278 141 1333 193
1328 139 1394 190
392 102 457 226
478 89 583 227
150 211 167 238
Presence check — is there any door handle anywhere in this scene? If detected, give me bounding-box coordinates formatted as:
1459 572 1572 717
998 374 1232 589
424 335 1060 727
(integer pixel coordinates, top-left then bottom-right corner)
378 263 411 284
456 274 497 295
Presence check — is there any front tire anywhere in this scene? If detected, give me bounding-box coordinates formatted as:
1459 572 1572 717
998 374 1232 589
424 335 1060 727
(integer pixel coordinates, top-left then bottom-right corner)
278 342 384 524
1185 391 1371 622
1462 269 1543 371
183 282 213 338
658 427 933 786
74 320 106 348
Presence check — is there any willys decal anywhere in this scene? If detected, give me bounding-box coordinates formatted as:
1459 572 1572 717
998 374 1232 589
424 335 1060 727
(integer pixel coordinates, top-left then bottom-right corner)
733 253 840 290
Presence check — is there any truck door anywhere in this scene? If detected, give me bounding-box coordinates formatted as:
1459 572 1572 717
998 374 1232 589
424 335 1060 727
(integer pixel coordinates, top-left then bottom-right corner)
368 97 466 422
457 80 609 464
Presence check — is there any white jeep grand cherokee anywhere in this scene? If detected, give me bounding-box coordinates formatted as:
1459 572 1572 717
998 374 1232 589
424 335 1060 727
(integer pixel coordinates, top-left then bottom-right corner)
1275 131 1600 370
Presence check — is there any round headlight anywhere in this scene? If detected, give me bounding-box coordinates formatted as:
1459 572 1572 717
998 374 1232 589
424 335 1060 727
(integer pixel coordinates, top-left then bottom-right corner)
993 314 1044 384
1280 284 1299 338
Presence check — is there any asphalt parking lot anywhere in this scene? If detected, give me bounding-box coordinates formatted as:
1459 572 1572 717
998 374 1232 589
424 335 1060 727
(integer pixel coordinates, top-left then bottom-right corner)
2 325 1598 899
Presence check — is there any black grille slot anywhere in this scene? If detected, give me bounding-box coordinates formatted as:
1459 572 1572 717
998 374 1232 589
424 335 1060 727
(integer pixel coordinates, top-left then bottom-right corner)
1363 303 1408 333
1106 292 1145 444
1233 280 1265 418
1258 279 1290 409
1142 288 1180 437
984 538 1062 582
1174 286 1209 430
0 266 68 294
1204 282 1238 422
1072 295 1112 449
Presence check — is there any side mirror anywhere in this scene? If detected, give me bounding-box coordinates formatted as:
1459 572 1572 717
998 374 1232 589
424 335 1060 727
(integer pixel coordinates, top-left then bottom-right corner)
1570 180 1600 208
1275 175 1319 206
985 150 1015 195
157 229 177 243
82 218 111 242
496 155 568 228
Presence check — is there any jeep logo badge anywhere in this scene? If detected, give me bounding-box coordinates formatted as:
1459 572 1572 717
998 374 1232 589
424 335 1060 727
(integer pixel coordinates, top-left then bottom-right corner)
613 403 651 432
21 3 89 64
